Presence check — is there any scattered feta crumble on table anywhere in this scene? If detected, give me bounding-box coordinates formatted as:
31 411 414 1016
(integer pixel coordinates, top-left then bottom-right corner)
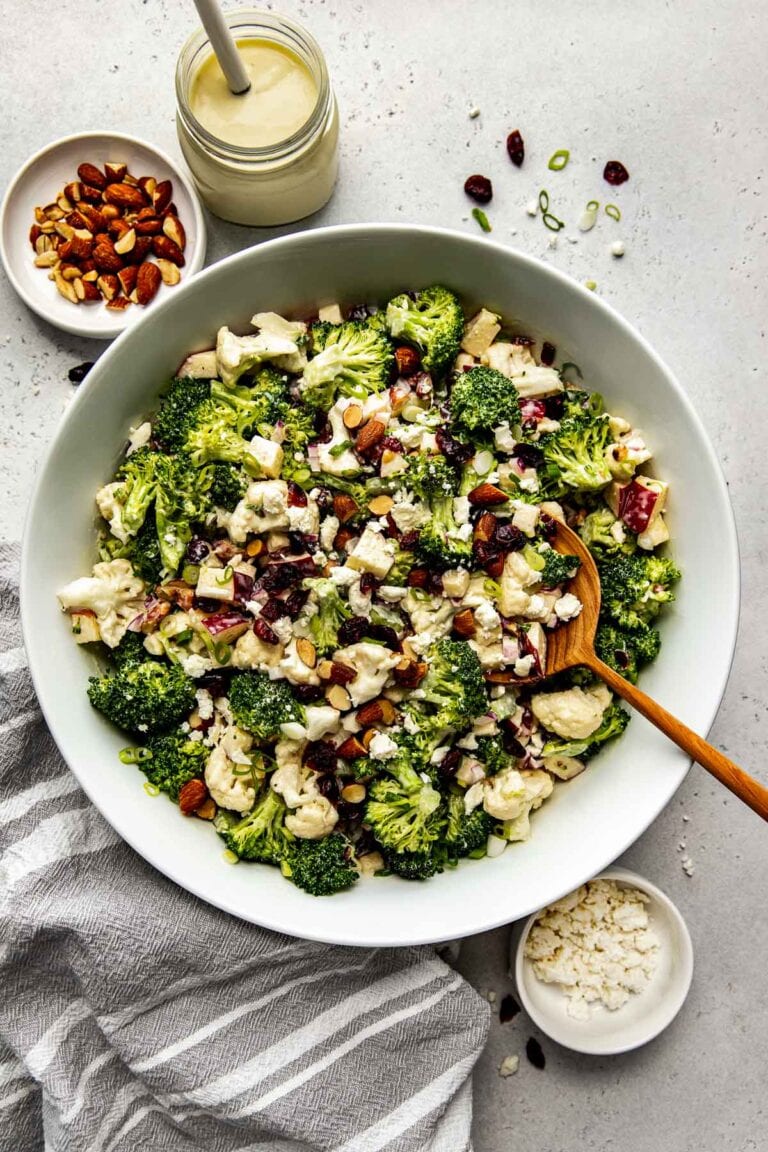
524 879 660 1020
498 1054 520 1078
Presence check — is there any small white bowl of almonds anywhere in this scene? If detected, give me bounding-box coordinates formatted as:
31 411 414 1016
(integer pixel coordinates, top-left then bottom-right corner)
513 868 694 1055
0 130 206 339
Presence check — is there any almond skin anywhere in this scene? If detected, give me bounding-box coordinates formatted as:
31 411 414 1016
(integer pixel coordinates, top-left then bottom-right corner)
152 179 173 214
104 182 147 209
77 162 107 189
452 608 476 638
179 778 208 815
336 735 368 760
152 234 185 267
118 265 138 296
332 493 358 524
92 242 122 273
125 236 153 266
474 511 498 542
393 658 428 688
135 261 162 306
328 660 357 685
467 482 509 507
355 419 386 455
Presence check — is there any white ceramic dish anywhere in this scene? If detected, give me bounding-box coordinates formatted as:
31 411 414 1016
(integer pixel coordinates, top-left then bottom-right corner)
0 131 206 339
20 225 739 947
512 868 694 1054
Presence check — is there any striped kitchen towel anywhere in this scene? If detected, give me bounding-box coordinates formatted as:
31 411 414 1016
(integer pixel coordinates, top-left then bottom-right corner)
0 542 489 1152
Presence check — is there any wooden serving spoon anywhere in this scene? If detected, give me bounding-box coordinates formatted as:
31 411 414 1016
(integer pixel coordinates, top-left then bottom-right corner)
539 521 768 821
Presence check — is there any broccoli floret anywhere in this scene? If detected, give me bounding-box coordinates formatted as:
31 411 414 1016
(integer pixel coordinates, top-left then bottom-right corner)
115 446 158 536
562 388 605 420
595 623 662 684
229 671 305 742
419 638 487 727
276 401 316 484
579 507 637 557
152 377 212 453
219 789 293 864
153 454 212 573
405 454 471 569
365 751 444 855
385 285 464 378
538 414 613 495
386 549 417 586
299 319 395 410
450 365 520 436
385 847 445 880
284 833 359 896
88 659 196 737
542 700 630 761
111 630 151 670
209 462 247 511
475 734 512 775
444 792 493 857
182 400 262 475
102 514 165 585
599 554 681 631
537 548 581 589
303 577 352 653
210 379 282 437
141 728 208 801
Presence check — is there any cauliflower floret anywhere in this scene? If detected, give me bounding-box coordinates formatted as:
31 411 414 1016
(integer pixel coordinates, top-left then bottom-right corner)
481 341 564 399
496 551 540 618
57 558 145 648
229 480 290 543
502 770 555 842
205 740 256 813
280 637 321 686
231 628 285 672
216 325 298 388
318 399 362 476
483 767 528 821
285 796 339 839
305 705 342 741
95 482 130 543
269 739 312 807
402 590 455 655
335 641 401 706
442 568 471 599
530 685 611 741
287 494 320 536
248 435 284 479
250 311 308 373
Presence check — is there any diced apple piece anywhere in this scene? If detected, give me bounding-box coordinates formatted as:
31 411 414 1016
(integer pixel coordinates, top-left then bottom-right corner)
608 475 668 534
542 754 586 781
380 449 408 479
518 621 547 677
637 514 670 551
318 302 344 324
461 309 502 357
249 435 284 478
196 565 235 602
201 612 250 644
69 609 101 644
177 350 218 379
346 526 397 579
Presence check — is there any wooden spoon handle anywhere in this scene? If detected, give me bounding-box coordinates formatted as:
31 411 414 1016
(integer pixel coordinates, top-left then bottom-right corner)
587 655 768 821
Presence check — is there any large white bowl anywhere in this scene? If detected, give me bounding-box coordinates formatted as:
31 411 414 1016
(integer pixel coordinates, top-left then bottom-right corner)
21 225 739 947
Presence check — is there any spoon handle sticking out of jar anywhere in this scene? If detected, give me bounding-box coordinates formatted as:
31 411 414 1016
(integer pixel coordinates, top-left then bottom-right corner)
192 0 251 94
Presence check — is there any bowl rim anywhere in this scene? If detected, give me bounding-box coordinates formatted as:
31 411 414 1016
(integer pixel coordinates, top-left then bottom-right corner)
20 223 741 946
0 129 207 340
513 866 695 1054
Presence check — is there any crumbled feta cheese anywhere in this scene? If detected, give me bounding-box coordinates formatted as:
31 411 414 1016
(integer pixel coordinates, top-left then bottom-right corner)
320 515 340 553
499 1055 520 1078
195 688 214 721
368 732 398 759
390 497 430 533
287 496 320 536
494 423 517 454
611 240 625 257
453 496 471 525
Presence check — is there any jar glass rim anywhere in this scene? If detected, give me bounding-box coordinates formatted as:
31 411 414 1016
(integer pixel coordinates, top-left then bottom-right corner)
175 8 332 162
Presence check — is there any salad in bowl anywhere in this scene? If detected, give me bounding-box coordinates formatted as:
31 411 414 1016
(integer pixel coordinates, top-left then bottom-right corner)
57 285 679 896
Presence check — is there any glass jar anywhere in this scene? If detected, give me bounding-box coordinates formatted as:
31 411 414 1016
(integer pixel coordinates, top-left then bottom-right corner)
175 9 339 226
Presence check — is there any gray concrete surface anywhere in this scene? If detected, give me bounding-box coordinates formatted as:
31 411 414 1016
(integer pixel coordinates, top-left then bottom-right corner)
1 2 766 1149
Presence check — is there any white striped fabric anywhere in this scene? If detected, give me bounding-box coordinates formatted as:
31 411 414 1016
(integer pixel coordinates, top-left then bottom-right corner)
0 539 489 1151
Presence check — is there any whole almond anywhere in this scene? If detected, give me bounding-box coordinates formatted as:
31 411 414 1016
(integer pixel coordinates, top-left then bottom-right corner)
80 184 105 204
134 216 163 235
152 234 185 267
155 258 180 286
135 261 162 306
118 265 138 296
452 608 476 638
332 492 358 524
162 214 186 250
77 162 107 189
178 777 208 815
467 482 509 507
152 179 173 214
125 235 153 265
355 419 386 455
104 182 147 209
104 161 127 182
356 699 388 727
93 243 122 273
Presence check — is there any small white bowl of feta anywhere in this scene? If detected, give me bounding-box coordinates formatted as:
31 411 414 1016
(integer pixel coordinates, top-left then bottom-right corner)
513 868 693 1055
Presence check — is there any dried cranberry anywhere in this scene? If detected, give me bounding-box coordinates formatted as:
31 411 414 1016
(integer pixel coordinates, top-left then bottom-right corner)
384 513 400 539
304 740 338 773
336 800 363 824
359 573 380 596
494 523 526 551
473 540 502 567
500 724 526 759
412 372 433 399
499 994 521 1023
185 537 211 564
315 420 333 443
198 670 229 698
338 616 369 645
525 1037 546 1070
367 623 400 650
538 513 557 541
292 683 325 703
286 532 308 554
436 428 473 468
506 129 525 167
261 563 301 591
381 435 402 453
252 618 280 645
540 341 556 366
511 333 534 346
314 487 334 513
261 597 289 623
437 748 461 781
284 588 309 618
544 394 564 420
425 570 444 595
614 647 630 669
68 361 95 384
400 530 420 551
316 773 341 802
362 442 384 468
464 174 493 203
603 160 629 185
287 481 308 507
513 443 544 469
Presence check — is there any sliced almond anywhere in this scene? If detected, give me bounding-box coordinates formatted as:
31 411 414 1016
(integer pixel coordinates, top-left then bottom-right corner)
162 213 186 250
296 637 317 668
34 251 58 268
61 264 81 281
34 234 51 255
368 494 394 516
40 221 56 234
82 269 98 282
72 277 86 301
57 195 73 213
195 797 216 820
54 272 78 303
156 257 181 286
317 659 334 680
54 220 75 241
44 204 64 221
245 539 264 557
343 403 363 430
34 206 46 225
113 227 136 255
361 728 378 750
341 783 366 804
326 684 352 711
97 274 119 301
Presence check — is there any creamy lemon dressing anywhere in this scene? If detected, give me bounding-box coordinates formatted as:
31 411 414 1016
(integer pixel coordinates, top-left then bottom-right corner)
190 39 318 148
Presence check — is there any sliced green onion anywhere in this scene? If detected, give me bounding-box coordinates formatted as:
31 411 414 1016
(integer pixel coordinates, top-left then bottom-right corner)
586 199 600 211
222 849 240 865
213 640 232 665
605 203 621 221
538 189 550 213
585 279 598 291
231 763 255 776
119 746 153 765
329 440 354 458
143 782 161 797
548 149 570 171
471 207 491 232
543 212 565 232
181 563 200 585
215 565 233 586
291 467 312 485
